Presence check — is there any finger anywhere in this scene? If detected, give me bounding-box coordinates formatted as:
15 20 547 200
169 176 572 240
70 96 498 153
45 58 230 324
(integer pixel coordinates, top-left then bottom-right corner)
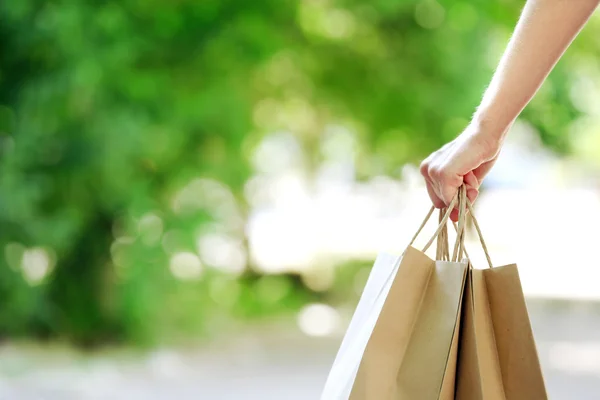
420 156 433 178
463 171 479 205
438 173 462 207
463 171 479 190
425 180 446 209
467 187 479 204
421 159 446 208
450 207 459 222
427 164 462 207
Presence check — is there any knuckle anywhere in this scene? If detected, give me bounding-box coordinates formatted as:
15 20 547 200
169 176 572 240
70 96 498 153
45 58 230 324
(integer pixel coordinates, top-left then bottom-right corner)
429 165 443 179
419 161 429 176
438 168 451 180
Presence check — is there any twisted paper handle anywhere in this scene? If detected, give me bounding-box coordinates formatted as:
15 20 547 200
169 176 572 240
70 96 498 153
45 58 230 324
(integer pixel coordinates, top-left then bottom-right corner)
409 185 493 268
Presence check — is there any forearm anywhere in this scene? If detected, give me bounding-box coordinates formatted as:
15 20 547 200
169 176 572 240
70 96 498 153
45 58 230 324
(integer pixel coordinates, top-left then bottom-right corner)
473 0 599 141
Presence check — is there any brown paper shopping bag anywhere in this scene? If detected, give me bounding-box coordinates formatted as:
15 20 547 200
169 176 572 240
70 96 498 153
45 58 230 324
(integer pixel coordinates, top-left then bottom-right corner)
454 201 548 400
321 190 469 400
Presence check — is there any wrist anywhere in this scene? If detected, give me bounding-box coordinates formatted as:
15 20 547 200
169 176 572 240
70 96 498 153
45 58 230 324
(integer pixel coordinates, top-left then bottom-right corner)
471 113 510 140
471 105 514 141
465 118 506 159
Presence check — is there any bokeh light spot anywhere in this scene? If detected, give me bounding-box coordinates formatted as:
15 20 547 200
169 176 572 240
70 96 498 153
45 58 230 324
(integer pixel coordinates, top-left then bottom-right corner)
297 303 341 337
197 233 246 275
169 252 203 281
251 132 304 175
110 237 134 269
138 212 163 246
415 0 445 29
302 266 335 292
21 247 53 285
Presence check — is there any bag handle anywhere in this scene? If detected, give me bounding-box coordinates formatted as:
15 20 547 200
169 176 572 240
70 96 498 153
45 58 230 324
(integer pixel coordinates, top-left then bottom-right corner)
421 197 457 254
408 195 458 253
451 185 468 262
408 206 435 248
451 187 494 269
465 198 493 269
409 185 494 268
436 208 450 261
408 205 451 261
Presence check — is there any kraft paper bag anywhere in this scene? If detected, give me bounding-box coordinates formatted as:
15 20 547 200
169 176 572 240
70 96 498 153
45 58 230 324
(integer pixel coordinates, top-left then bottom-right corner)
455 267 506 400
322 192 468 400
455 201 547 400
369 252 466 400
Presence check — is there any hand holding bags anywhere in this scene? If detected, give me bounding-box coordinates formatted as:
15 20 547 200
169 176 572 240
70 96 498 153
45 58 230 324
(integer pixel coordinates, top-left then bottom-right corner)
321 186 548 400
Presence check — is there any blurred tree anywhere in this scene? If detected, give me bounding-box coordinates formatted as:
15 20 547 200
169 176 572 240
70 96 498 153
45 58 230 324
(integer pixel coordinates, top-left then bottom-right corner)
0 0 597 344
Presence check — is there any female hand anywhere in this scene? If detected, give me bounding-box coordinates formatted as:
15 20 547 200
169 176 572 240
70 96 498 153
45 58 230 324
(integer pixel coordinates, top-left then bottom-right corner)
419 124 502 221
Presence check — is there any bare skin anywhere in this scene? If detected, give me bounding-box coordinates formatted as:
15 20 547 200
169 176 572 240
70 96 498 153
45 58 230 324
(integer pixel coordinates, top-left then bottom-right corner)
420 0 600 220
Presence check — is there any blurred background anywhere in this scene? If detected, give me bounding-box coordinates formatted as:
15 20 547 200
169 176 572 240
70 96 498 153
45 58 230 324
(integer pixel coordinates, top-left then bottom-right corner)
0 0 600 398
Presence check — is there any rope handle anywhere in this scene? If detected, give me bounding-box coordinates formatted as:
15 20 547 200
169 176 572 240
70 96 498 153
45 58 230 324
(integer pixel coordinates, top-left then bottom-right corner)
450 192 493 269
451 185 467 263
421 197 456 254
436 207 450 261
465 198 493 269
408 185 494 268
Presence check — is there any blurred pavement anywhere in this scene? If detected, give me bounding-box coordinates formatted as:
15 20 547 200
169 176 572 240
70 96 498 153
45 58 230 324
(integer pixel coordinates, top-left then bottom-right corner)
1 299 600 400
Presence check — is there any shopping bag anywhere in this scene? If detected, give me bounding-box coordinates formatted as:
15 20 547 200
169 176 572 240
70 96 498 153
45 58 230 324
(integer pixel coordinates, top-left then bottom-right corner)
454 201 548 400
321 191 468 400
319 252 404 399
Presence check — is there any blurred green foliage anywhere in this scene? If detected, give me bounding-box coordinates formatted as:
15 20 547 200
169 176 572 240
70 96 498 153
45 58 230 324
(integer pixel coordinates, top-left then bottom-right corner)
0 0 598 346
